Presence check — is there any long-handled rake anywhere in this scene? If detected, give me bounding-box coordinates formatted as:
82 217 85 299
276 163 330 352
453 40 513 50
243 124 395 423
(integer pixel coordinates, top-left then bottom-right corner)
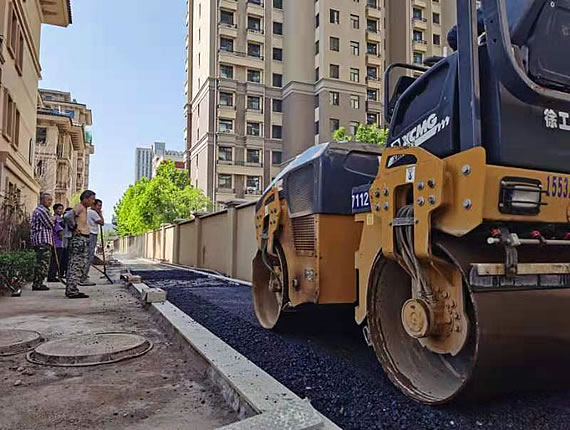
92 224 113 284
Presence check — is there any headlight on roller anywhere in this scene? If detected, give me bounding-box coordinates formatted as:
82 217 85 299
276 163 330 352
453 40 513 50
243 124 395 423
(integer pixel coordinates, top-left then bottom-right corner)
498 177 543 215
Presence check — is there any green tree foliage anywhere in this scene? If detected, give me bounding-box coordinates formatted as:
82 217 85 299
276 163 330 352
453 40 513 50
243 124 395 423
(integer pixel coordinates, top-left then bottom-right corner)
114 161 210 236
332 124 388 146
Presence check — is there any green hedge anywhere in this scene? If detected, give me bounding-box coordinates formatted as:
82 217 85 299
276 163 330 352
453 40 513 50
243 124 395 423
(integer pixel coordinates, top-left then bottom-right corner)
0 251 36 294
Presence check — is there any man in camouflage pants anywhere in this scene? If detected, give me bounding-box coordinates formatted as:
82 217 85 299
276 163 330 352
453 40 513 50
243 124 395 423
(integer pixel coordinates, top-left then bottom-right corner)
63 190 95 299
30 193 55 291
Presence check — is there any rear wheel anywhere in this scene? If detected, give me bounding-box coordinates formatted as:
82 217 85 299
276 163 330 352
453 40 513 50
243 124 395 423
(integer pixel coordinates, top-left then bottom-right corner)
252 243 289 329
367 257 477 404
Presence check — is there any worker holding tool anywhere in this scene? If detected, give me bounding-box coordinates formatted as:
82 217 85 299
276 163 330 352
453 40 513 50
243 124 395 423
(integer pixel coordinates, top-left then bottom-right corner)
80 198 104 286
30 193 55 291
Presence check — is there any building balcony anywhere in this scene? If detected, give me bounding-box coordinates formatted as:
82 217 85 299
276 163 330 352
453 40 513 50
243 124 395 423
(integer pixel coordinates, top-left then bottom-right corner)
366 5 382 19
218 49 264 69
245 109 264 122
217 161 264 176
219 24 239 38
413 40 428 52
412 17 428 30
218 105 237 119
245 134 264 146
246 0 264 14
413 0 427 8
366 30 382 43
244 187 262 197
216 187 236 194
366 52 383 66
246 29 265 44
220 0 238 11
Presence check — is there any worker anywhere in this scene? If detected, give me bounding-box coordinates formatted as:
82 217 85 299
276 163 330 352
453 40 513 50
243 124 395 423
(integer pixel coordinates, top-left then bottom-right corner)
447 8 485 51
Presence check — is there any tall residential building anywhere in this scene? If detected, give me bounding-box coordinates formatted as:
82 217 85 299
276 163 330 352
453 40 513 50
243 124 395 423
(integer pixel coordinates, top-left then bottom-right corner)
0 0 72 212
135 141 184 182
185 0 456 206
34 89 94 207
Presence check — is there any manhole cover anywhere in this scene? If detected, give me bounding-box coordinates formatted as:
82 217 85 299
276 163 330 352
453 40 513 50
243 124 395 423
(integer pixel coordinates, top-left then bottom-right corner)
27 332 152 367
0 329 43 356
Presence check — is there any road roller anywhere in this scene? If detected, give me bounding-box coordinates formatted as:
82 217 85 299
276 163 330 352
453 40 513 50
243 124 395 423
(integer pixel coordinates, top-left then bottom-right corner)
253 0 570 404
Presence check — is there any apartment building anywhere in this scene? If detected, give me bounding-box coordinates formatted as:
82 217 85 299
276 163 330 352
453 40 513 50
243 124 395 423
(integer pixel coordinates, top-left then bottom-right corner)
135 141 185 182
35 89 94 207
0 0 71 212
185 0 456 205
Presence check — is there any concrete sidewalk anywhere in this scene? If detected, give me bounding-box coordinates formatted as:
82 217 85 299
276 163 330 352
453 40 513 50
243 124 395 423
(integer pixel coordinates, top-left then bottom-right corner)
0 267 238 430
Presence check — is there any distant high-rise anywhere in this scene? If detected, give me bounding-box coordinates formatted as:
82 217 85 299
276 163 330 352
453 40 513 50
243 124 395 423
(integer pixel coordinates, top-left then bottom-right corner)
134 142 184 182
184 0 456 206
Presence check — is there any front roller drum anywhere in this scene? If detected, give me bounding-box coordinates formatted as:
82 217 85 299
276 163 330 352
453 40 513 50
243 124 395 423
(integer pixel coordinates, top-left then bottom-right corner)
252 244 288 329
368 257 570 404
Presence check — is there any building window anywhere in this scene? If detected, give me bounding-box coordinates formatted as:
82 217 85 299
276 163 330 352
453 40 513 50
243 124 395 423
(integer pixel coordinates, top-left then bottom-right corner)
272 151 282 165
330 118 340 132
220 92 234 107
367 19 378 33
413 52 423 65
36 128 47 145
315 40 319 55
413 30 423 42
273 0 283 9
330 9 340 24
330 64 340 79
273 21 283 35
272 99 283 112
368 0 378 7
273 47 283 61
350 68 360 82
367 113 378 125
220 37 234 52
350 14 360 29
433 13 441 25
330 91 340 106
248 69 262 83
367 42 378 55
248 42 262 58
220 10 234 25
330 36 340 52
220 64 234 79
247 95 261 111
350 95 360 109
219 119 234 133
433 34 441 45
218 174 233 190
367 66 378 80
315 13 319 28
247 148 261 164
246 176 261 194
315 67 320 81
219 146 233 162
350 41 360 56
413 8 423 20
272 73 283 87
2 89 15 143
8 4 24 75
350 121 359 135
272 125 283 139
247 122 262 136
367 89 378 102
315 121 320 135
247 16 262 32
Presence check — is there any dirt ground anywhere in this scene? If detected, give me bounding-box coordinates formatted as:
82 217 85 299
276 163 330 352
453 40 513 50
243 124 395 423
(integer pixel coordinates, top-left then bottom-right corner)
0 271 238 430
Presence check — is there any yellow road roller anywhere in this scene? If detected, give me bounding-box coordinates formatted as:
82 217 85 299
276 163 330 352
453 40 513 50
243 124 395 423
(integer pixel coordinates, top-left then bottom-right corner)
253 0 570 404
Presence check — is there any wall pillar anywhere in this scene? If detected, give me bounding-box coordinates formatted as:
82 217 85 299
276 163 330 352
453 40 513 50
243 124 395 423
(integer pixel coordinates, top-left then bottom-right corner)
173 223 181 264
227 207 238 277
195 216 203 267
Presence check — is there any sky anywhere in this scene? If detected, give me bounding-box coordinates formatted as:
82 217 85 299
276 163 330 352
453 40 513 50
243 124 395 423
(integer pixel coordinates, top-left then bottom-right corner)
40 0 188 221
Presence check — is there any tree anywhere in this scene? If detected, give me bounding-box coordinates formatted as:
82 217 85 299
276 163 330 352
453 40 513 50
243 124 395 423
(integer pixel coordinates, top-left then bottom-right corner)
332 123 388 146
114 161 210 236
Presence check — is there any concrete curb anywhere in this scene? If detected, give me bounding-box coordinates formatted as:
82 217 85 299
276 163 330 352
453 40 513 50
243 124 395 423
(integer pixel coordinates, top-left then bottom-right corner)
125 281 341 430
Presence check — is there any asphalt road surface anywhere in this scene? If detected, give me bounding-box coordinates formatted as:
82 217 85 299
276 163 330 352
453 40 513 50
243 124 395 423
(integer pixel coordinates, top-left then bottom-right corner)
131 265 570 430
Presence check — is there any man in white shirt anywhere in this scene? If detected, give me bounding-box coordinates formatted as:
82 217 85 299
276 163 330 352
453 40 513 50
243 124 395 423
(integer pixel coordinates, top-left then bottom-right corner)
80 199 104 286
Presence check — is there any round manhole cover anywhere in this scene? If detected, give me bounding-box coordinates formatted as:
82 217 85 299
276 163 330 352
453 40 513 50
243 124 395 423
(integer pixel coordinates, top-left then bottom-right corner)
0 329 43 356
27 332 152 367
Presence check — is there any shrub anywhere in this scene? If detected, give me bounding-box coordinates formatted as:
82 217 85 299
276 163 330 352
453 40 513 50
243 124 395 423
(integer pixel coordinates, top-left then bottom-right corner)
0 251 36 295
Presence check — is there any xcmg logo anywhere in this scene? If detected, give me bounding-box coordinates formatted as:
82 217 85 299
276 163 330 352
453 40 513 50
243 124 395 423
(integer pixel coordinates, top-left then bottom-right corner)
391 113 450 147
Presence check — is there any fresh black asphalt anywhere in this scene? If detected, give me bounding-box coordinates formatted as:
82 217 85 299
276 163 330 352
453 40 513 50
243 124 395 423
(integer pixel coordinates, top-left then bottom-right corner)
132 266 570 430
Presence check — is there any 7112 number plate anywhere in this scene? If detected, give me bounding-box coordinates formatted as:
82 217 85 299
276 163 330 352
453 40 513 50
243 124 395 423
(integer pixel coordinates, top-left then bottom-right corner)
352 184 372 214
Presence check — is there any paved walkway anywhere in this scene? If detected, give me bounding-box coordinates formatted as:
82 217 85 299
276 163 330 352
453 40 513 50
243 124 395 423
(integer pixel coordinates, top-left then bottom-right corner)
0 266 237 430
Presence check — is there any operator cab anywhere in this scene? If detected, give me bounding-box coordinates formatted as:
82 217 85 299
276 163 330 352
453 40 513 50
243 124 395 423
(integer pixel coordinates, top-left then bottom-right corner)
386 0 570 173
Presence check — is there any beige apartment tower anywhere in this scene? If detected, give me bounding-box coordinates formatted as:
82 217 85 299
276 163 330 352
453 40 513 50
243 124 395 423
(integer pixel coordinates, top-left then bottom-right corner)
185 0 456 205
